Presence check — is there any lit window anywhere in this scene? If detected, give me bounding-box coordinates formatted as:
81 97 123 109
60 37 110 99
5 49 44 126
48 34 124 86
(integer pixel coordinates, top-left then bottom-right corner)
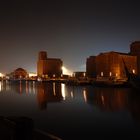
83 73 86 77
109 72 112 77
132 69 135 74
101 72 103 77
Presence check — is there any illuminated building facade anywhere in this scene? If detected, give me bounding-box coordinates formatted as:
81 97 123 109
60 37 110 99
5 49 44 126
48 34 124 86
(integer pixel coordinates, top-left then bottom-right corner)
9 68 28 79
86 56 96 78
130 41 140 76
37 51 63 78
37 51 48 76
73 72 86 79
86 51 137 79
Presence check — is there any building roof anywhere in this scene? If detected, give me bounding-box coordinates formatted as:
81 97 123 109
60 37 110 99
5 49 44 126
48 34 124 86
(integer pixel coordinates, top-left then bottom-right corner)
131 41 140 45
47 58 61 60
99 51 130 56
14 68 27 72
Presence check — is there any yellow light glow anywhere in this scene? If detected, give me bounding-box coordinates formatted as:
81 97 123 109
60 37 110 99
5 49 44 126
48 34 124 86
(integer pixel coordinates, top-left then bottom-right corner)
29 73 37 77
101 95 105 105
83 89 87 103
83 72 86 77
0 81 2 92
61 83 66 100
70 91 74 98
101 72 103 77
53 82 56 96
0 73 4 77
62 66 73 75
132 69 135 74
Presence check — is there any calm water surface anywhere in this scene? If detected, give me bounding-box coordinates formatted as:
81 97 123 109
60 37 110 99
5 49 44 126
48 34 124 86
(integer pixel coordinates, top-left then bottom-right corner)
0 80 140 139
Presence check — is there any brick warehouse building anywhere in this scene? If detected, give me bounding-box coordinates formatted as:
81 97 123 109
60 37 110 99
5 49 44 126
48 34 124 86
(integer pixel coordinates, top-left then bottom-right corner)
130 41 140 76
86 42 139 79
37 51 63 78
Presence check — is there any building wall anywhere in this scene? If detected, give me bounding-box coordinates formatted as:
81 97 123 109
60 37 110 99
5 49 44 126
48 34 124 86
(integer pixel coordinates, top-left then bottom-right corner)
73 72 86 79
37 51 48 76
37 51 63 78
96 52 118 77
37 60 47 76
10 68 28 79
38 51 47 60
86 56 96 78
119 54 137 77
46 59 62 78
130 41 140 76
87 52 137 79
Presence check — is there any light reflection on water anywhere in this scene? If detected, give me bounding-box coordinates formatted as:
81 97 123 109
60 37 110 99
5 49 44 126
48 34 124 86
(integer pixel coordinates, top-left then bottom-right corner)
0 80 140 139
0 81 2 91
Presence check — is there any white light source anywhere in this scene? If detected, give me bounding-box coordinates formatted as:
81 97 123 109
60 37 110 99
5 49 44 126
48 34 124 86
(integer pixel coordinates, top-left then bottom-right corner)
83 72 86 77
132 69 135 74
29 73 37 77
0 73 4 77
61 84 66 100
62 66 73 75
101 72 103 77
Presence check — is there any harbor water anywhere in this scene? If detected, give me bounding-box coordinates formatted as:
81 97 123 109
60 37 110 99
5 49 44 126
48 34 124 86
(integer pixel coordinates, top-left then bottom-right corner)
0 80 140 139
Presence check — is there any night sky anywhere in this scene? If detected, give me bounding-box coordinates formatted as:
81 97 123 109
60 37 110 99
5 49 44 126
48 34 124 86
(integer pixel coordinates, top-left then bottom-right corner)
0 0 140 74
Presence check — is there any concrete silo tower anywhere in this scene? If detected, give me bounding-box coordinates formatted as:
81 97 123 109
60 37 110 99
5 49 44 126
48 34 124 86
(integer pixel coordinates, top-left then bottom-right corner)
37 51 47 77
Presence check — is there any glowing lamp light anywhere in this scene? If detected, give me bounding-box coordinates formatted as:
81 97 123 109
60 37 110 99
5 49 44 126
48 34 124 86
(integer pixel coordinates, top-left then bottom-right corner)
0 73 4 77
101 72 104 77
61 84 66 100
83 72 86 77
62 66 73 75
132 69 135 74
29 73 37 77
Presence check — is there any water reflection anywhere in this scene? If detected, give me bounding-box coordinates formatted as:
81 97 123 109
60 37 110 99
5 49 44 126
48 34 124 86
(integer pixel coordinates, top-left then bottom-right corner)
70 91 74 98
86 87 128 111
0 80 140 139
61 84 66 100
83 88 87 103
11 81 37 94
0 81 64 110
83 86 140 123
0 80 140 124
0 81 2 91
37 82 63 110
128 91 140 123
